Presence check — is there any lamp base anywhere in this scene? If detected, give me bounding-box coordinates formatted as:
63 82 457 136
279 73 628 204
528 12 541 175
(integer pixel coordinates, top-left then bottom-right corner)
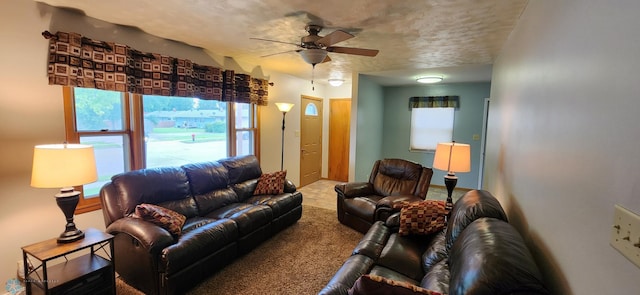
443 173 458 205
55 188 84 244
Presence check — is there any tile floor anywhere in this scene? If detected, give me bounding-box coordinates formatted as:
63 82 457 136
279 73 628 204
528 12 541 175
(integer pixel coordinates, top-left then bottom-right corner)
299 179 471 211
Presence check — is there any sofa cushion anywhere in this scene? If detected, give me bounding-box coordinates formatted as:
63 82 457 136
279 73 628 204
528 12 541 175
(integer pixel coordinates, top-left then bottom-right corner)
350 274 442 295
422 231 447 272
182 161 229 194
398 200 448 236
344 196 383 222
161 218 238 275
193 187 240 216
420 259 450 295
219 155 262 184
133 203 186 237
448 218 549 295
245 191 303 217
206 203 273 236
111 167 196 217
372 159 423 197
352 221 391 259
253 170 287 195
376 234 425 281
445 190 508 250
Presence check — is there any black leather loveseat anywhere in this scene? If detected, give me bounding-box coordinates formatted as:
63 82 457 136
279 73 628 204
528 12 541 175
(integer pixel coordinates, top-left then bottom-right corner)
320 190 550 295
100 155 302 294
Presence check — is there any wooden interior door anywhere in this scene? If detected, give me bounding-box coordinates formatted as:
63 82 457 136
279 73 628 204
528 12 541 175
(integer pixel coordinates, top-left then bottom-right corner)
328 99 350 181
300 96 323 187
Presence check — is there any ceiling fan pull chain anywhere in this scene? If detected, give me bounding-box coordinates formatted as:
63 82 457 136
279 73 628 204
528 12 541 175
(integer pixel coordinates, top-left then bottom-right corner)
311 64 315 91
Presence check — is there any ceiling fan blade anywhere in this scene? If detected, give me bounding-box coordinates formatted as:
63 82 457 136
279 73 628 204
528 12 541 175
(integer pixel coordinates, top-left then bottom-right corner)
322 55 332 63
250 37 300 47
326 46 379 57
260 50 299 58
316 30 353 47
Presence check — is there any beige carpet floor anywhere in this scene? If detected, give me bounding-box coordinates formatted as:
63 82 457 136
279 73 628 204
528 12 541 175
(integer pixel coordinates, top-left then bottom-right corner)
116 205 362 295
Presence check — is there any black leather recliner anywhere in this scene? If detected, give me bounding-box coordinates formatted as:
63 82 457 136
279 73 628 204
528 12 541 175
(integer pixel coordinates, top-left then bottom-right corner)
335 158 433 233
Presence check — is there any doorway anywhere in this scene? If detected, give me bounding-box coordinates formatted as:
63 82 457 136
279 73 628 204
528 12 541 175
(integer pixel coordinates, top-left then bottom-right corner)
300 95 323 187
328 98 351 181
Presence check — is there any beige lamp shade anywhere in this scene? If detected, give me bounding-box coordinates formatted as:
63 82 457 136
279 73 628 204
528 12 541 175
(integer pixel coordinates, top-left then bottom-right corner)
31 144 98 188
275 102 295 112
433 142 471 173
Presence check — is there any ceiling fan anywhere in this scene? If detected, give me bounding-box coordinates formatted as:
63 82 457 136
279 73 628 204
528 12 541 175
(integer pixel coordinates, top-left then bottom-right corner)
251 25 379 66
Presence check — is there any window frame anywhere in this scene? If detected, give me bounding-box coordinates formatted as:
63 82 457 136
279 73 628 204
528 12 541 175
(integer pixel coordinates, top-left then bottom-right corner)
63 87 260 214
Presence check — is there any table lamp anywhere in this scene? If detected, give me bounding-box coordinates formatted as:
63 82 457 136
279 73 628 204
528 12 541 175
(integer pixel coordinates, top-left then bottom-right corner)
433 141 470 205
31 144 98 243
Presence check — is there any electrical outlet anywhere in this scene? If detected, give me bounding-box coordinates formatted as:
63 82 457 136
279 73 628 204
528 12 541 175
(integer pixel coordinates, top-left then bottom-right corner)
611 204 640 268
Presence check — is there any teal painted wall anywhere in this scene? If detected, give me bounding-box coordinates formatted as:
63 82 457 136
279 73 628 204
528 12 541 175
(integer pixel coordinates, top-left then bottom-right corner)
381 82 491 189
354 75 385 181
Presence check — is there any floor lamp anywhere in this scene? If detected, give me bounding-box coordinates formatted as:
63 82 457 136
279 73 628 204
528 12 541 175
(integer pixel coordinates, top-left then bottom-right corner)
275 102 294 171
433 141 471 205
31 144 98 243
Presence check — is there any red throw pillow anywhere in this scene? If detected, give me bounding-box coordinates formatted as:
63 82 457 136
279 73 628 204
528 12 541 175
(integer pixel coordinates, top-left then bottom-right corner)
398 200 449 236
254 170 287 195
349 274 442 295
134 203 186 237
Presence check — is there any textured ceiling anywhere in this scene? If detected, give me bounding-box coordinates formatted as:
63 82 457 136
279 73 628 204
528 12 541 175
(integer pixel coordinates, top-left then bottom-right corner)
37 0 528 85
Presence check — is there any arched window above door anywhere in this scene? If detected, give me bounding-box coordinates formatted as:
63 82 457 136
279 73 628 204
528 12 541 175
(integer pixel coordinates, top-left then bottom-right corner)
305 103 319 116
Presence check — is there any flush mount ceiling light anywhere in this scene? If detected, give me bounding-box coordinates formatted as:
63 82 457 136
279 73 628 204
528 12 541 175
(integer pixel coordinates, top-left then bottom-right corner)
328 79 344 87
416 76 443 84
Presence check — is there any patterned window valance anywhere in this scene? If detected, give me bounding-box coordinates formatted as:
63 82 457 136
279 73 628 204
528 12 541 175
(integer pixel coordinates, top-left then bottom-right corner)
409 96 459 109
45 31 268 105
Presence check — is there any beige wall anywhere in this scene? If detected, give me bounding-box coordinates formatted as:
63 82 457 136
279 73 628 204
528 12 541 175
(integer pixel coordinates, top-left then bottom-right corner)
486 0 640 294
0 0 331 286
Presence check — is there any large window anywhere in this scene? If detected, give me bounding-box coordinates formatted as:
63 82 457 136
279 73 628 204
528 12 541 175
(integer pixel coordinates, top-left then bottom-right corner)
143 95 229 168
64 87 259 213
410 107 455 151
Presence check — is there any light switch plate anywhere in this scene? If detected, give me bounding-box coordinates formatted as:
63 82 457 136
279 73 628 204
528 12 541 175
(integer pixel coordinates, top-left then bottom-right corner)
611 204 640 268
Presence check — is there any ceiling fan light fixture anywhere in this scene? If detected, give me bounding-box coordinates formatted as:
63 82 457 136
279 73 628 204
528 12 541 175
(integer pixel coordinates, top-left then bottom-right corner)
328 79 344 87
416 76 443 84
299 49 328 65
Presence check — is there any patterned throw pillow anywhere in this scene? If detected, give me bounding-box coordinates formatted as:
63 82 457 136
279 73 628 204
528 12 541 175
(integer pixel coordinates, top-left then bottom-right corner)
253 170 287 195
349 274 442 295
134 203 186 237
398 200 449 236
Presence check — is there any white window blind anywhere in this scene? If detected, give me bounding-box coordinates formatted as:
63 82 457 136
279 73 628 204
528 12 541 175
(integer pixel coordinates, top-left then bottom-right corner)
410 107 454 150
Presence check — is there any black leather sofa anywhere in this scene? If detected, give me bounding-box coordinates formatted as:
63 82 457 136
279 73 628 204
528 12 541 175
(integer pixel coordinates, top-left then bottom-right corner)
320 190 550 295
100 155 303 294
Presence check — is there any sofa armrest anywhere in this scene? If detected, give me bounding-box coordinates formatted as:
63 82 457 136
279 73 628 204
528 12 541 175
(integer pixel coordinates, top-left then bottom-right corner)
284 179 297 193
375 195 424 222
377 195 424 209
335 182 374 199
107 217 175 254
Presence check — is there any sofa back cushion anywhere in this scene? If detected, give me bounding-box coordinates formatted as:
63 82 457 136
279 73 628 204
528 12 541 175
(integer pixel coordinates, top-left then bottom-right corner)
182 161 229 194
218 155 262 185
445 190 508 249
110 167 198 218
448 218 549 295
371 159 424 197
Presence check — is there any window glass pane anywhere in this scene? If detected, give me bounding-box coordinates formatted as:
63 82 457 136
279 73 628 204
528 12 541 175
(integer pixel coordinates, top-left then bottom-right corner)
143 95 228 167
235 103 251 128
74 88 123 131
410 108 454 150
236 130 254 156
305 103 318 116
80 135 126 198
